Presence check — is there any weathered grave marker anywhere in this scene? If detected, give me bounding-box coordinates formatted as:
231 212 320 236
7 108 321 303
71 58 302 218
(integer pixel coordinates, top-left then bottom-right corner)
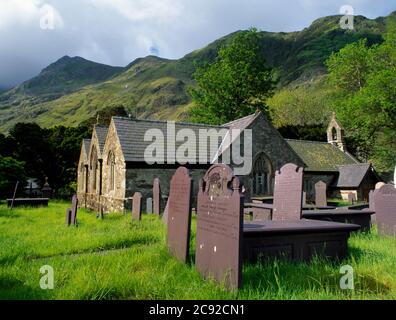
146 198 153 214
273 163 303 221
132 192 143 221
65 208 72 226
153 178 162 215
315 181 327 207
162 199 169 224
195 164 243 290
167 167 193 263
374 184 396 236
70 194 78 225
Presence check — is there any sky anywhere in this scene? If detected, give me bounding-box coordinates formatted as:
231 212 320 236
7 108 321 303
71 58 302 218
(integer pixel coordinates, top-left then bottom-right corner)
0 0 395 88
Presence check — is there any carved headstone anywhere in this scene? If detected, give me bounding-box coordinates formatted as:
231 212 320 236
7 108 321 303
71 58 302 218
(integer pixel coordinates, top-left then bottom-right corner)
41 177 52 198
70 195 78 226
195 164 243 290
369 190 376 212
315 181 327 207
273 163 303 221
162 199 169 224
132 192 142 221
153 178 162 215
376 182 385 190
374 184 396 236
167 167 193 263
146 198 153 214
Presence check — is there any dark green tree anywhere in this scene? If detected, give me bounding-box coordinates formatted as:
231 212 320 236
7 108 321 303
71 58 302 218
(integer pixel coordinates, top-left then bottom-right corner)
0 156 27 198
189 28 275 124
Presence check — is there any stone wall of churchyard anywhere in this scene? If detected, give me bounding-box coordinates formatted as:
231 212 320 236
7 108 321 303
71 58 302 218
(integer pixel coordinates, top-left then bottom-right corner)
233 115 305 202
100 120 127 213
125 167 208 212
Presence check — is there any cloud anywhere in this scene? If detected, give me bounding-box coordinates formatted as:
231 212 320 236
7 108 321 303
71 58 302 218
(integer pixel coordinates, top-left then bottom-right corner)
0 0 394 88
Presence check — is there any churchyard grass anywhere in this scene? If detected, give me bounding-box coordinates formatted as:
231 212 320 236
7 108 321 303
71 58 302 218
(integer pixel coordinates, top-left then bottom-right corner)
0 201 395 299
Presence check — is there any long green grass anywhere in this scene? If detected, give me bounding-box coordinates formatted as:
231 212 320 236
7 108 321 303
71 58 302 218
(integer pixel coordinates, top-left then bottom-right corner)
0 201 395 300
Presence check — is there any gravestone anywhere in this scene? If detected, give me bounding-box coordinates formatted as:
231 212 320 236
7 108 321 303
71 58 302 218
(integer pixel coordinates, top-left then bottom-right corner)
70 194 78 225
376 182 385 190
153 178 162 215
132 192 143 221
146 198 153 214
368 190 376 212
162 199 169 224
373 184 396 236
65 208 72 226
167 167 193 263
41 177 52 199
315 181 327 207
273 163 303 221
195 164 243 290
348 192 356 204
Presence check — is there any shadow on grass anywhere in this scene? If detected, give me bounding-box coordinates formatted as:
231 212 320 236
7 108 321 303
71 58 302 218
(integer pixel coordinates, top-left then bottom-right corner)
0 276 51 300
0 211 21 218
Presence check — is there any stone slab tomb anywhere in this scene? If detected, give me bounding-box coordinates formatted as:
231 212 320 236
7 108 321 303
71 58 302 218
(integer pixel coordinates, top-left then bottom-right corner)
132 192 143 221
195 164 243 290
273 163 303 221
167 167 193 263
153 178 162 215
315 181 327 207
374 184 396 236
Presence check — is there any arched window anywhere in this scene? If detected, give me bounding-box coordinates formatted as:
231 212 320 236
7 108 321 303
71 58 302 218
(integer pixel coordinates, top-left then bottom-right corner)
251 153 273 196
332 127 337 141
108 151 115 191
90 145 98 192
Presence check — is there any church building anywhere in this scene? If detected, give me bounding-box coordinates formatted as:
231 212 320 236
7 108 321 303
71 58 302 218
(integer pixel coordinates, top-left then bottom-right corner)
77 112 381 213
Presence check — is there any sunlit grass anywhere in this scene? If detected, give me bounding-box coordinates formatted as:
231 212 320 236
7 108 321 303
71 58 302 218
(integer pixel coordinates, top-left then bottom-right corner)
0 201 395 300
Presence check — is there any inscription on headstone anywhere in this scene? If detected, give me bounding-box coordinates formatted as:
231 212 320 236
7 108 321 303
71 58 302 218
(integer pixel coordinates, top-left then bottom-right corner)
273 163 303 221
146 198 153 214
374 184 396 236
153 178 162 215
132 192 142 221
167 167 193 263
195 164 243 290
315 181 327 207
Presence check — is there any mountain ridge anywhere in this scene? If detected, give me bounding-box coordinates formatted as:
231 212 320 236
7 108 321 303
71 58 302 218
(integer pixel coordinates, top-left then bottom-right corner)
0 12 393 132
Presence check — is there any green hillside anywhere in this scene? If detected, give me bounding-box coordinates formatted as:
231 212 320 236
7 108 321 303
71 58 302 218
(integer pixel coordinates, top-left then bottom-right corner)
0 13 392 132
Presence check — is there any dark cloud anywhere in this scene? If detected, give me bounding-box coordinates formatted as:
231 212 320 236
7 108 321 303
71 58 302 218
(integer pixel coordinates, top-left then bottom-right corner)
0 0 394 88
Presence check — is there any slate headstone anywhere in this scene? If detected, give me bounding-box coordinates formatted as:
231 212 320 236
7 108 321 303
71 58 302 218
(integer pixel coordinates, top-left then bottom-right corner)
373 184 396 236
146 198 153 214
195 164 243 290
369 190 376 212
70 194 78 225
162 199 169 224
273 163 303 221
132 192 143 221
153 178 162 215
315 181 327 207
167 167 193 263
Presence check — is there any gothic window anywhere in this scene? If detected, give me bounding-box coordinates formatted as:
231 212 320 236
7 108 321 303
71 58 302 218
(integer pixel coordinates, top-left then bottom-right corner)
108 151 115 191
251 153 273 196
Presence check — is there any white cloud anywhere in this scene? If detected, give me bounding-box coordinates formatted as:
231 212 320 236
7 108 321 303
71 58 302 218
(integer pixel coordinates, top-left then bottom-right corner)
0 0 394 88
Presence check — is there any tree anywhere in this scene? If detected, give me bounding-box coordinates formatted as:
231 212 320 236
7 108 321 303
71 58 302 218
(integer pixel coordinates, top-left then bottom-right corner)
326 18 396 172
189 28 275 124
0 156 27 198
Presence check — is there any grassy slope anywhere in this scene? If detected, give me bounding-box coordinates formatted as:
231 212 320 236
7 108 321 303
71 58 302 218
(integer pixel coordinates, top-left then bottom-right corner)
0 202 395 300
0 14 390 133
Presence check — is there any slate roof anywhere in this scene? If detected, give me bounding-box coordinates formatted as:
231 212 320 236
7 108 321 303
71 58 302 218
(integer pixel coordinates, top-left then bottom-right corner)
82 139 91 156
94 125 108 154
112 117 226 163
335 163 373 188
286 139 359 172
